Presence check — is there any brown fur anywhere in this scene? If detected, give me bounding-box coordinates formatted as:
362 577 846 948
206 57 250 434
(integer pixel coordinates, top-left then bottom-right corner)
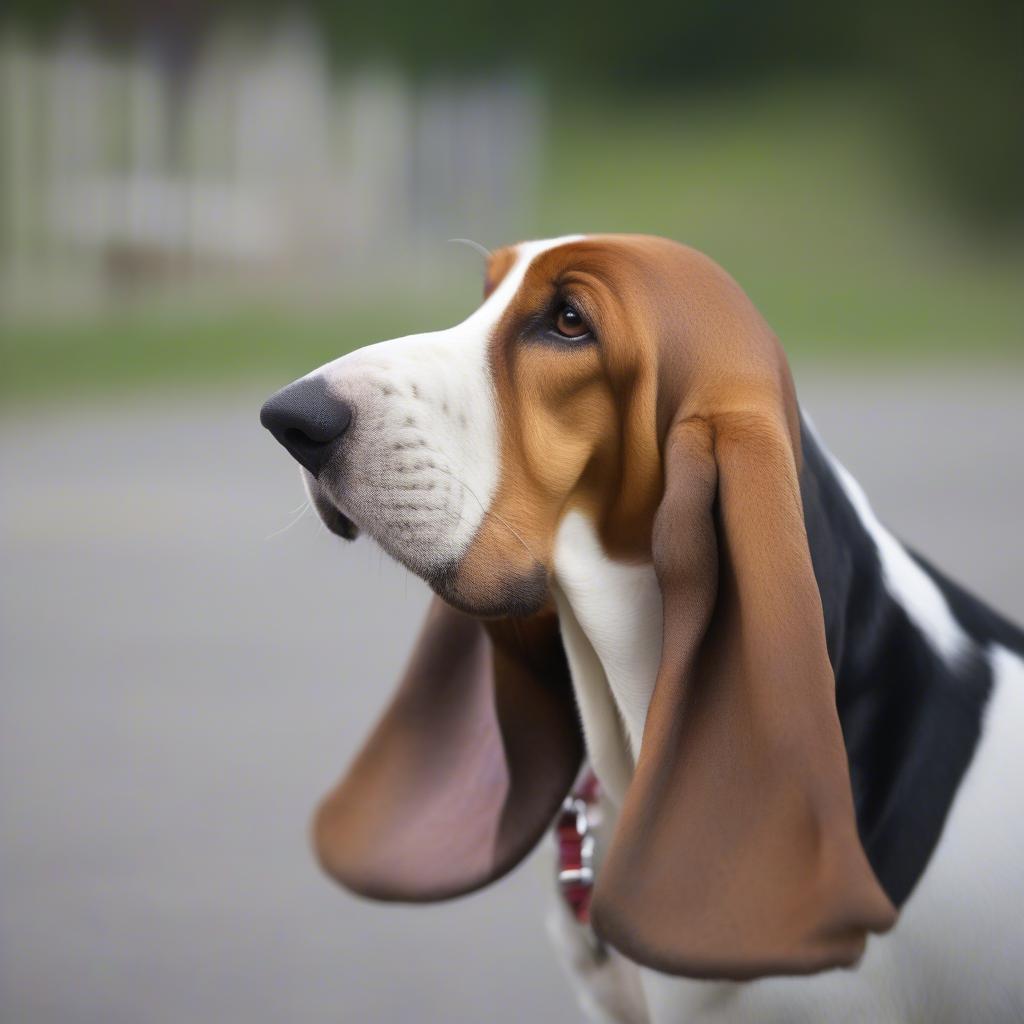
451 235 809 611
449 238 670 611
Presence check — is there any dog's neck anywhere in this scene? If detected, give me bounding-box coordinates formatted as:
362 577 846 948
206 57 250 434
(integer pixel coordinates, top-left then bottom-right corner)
550 414 1022 907
551 510 662 805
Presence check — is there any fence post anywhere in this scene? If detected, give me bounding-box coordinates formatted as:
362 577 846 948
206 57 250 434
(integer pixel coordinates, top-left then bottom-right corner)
0 34 43 291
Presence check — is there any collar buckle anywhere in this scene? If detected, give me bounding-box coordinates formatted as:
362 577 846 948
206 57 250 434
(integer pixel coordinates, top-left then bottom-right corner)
556 772 600 925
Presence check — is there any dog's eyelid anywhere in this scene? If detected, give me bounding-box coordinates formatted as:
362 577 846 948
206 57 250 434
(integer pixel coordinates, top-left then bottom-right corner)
556 300 598 344
508 285 600 347
552 281 598 326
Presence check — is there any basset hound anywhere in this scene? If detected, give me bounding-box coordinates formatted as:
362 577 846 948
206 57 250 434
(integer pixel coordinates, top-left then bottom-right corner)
260 235 1024 1023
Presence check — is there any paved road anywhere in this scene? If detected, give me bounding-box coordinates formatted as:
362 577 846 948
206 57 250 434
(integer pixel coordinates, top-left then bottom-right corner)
2 368 1022 1024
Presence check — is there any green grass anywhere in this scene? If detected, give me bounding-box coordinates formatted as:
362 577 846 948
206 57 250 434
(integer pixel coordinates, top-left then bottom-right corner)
0 298 466 402
540 86 1023 357
2 84 1021 401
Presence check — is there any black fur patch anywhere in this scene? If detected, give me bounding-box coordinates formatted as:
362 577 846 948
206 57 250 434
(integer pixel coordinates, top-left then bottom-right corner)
800 418 1023 907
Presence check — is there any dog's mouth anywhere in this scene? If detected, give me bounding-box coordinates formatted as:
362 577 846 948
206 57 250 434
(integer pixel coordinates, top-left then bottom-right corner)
322 506 359 541
425 559 550 619
307 481 359 541
304 474 549 619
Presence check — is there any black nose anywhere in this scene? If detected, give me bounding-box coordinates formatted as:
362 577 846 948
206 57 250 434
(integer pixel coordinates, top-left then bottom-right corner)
260 376 352 478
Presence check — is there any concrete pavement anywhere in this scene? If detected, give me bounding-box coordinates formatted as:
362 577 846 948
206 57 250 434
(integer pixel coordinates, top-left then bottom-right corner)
1 367 1021 1023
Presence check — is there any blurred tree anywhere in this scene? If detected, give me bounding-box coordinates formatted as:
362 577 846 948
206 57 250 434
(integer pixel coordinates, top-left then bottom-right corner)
4 0 1020 229
861 0 1022 232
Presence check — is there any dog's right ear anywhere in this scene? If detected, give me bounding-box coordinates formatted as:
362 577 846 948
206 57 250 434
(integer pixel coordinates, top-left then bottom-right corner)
313 598 583 901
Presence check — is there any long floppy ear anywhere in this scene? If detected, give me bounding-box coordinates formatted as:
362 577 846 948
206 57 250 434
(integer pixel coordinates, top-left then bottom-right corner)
591 403 896 978
313 597 583 901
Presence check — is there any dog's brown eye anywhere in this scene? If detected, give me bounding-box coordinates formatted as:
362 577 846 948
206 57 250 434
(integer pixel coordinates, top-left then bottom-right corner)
554 304 589 339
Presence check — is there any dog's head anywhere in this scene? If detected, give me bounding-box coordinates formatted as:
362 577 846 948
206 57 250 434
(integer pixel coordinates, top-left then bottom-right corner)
261 235 896 979
262 235 664 616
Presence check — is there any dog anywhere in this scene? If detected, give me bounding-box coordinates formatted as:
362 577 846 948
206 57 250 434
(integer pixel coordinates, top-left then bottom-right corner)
261 235 1024 1023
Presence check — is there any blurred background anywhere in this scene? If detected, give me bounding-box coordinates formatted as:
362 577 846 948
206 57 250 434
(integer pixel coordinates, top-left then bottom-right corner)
1 2 1021 1022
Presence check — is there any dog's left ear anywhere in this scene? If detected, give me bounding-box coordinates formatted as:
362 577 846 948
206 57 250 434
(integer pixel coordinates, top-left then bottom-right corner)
590 246 896 979
313 598 582 901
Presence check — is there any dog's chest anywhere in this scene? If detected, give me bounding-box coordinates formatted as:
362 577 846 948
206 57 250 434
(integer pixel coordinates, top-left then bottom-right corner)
551 511 662 804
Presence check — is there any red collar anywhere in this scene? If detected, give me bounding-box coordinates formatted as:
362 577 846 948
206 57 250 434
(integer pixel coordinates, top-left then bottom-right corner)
556 771 600 924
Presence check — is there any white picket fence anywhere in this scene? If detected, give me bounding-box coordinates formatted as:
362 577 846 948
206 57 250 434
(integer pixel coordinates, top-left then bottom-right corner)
0 19 543 314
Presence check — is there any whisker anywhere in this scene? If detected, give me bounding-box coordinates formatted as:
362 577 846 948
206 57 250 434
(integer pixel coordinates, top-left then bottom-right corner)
448 237 492 261
265 500 313 541
429 462 541 564
328 462 539 566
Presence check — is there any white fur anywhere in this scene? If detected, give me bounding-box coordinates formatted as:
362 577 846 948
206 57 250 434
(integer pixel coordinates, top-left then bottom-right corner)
808 419 971 667
552 511 662 805
548 875 652 1024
